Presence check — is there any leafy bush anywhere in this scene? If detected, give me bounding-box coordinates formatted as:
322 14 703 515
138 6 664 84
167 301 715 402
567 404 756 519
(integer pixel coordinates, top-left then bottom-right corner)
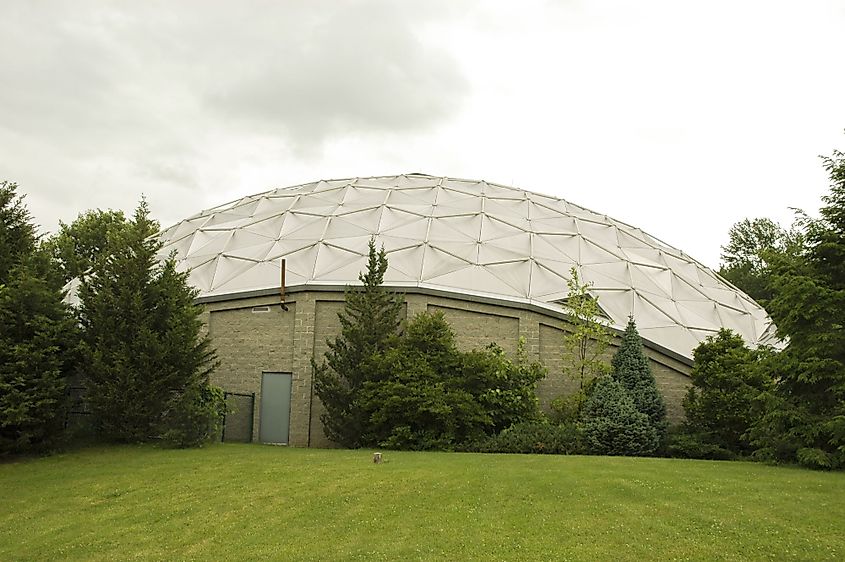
683 329 772 455
161 383 226 448
463 421 583 455
356 312 545 450
549 393 581 425
664 427 735 460
459 341 545 434
581 376 659 456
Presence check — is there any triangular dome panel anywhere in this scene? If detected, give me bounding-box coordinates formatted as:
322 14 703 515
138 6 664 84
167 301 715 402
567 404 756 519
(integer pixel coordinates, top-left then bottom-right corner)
158 173 778 360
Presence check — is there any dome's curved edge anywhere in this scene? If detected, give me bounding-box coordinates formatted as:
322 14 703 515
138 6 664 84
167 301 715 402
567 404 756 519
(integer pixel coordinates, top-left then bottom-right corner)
163 172 778 364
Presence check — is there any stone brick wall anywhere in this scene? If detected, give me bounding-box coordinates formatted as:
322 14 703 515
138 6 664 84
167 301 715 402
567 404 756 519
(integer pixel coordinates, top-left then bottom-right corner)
203 289 692 447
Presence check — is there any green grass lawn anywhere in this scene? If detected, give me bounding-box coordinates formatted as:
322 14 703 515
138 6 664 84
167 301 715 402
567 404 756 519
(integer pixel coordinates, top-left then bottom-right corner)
1 445 843 561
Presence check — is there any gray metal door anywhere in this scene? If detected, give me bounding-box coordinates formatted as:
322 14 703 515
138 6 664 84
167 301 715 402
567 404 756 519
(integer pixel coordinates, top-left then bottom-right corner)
259 372 292 444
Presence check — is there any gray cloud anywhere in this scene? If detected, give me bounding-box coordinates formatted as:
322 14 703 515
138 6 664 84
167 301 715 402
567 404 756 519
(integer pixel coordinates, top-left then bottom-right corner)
0 0 470 232
0 1 467 150
202 2 469 145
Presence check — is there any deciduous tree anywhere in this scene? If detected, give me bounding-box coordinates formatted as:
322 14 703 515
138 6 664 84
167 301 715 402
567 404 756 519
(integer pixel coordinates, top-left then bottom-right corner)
554 268 612 418
718 217 804 305
46 209 128 284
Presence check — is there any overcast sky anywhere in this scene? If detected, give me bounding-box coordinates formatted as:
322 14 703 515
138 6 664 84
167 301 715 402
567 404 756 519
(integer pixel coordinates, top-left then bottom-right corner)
2 0 844 268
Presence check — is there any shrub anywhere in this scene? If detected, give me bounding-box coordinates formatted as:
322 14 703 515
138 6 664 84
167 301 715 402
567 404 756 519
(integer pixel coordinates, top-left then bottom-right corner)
683 329 771 455
462 421 584 455
161 383 226 448
357 314 475 449
581 376 659 456
357 312 545 450
549 394 581 425
664 427 736 460
459 340 545 434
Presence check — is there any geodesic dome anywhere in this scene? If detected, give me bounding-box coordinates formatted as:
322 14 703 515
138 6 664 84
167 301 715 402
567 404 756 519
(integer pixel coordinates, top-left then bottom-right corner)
158 173 776 360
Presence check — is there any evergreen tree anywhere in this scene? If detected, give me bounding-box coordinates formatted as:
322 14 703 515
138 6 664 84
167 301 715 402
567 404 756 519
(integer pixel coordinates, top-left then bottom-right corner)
78 199 219 443
0 253 79 454
0 182 78 455
611 316 666 437
751 146 845 468
581 376 659 456
0 181 37 285
313 237 404 447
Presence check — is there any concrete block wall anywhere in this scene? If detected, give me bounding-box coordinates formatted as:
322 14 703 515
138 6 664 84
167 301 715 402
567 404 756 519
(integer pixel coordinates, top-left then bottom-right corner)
207 298 296 442
309 298 346 448
535 322 690 422
427 303 519 354
204 289 692 447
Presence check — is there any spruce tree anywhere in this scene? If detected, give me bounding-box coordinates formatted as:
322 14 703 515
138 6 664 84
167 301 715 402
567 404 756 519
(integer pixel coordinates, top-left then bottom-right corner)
313 237 404 447
581 376 659 456
78 199 218 443
611 316 667 437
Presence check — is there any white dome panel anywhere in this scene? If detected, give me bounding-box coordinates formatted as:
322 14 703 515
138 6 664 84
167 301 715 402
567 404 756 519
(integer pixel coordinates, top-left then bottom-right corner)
158 173 777 359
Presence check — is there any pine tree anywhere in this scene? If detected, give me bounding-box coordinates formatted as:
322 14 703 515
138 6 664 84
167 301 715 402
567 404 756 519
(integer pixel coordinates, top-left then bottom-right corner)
313 238 404 447
78 199 218 443
611 316 667 437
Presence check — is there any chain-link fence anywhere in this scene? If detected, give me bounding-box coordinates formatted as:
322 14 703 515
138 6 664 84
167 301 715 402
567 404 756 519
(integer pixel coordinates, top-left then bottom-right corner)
222 392 255 442
64 385 95 437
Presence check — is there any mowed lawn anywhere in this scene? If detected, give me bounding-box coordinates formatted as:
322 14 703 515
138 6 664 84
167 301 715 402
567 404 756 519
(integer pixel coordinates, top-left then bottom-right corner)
1 445 843 561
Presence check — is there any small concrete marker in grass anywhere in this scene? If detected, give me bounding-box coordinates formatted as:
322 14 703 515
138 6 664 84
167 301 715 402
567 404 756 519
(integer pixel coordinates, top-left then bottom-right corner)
373 452 383 464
